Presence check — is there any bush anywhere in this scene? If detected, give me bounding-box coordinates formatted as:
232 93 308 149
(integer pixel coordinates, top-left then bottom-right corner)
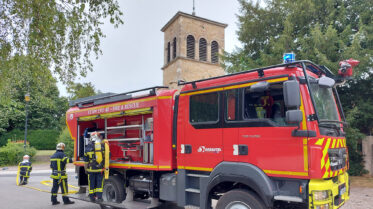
0 141 37 166
0 129 24 147
57 127 74 158
0 129 59 150
28 129 60 150
346 127 368 176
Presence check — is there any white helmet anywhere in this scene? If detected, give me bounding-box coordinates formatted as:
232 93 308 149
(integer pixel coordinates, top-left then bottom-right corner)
90 132 101 143
23 155 30 161
56 142 65 150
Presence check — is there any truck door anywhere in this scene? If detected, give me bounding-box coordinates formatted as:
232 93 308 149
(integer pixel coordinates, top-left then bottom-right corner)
222 89 239 162
181 92 223 171
224 81 308 177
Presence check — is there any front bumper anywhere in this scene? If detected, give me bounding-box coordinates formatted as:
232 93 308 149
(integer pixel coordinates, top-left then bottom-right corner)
309 172 349 209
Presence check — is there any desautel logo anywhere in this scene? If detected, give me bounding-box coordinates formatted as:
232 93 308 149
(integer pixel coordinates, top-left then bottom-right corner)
197 146 222 153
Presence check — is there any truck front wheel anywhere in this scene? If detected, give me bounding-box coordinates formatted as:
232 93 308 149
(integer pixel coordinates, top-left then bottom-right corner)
216 189 266 209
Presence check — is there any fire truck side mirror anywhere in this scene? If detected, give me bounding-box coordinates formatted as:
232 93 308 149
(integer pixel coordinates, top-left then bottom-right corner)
286 110 303 124
283 80 300 108
318 76 335 88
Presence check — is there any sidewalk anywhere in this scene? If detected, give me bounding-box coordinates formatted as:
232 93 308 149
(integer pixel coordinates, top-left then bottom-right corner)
0 162 75 176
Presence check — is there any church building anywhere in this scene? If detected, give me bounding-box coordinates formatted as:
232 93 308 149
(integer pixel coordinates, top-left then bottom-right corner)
161 11 227 89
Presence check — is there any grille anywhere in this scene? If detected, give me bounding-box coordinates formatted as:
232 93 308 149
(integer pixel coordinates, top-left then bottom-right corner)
328 148 347 171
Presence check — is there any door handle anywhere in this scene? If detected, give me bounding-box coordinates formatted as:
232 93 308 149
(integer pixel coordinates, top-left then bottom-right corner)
241 135 260 138
184 144 192 154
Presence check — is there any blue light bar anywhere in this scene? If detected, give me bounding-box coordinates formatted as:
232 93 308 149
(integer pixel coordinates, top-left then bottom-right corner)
283 53 296 64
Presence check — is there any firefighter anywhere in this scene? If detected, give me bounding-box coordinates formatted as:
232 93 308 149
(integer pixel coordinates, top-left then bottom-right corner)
18 155 32 185
50 142 74 205
84 132 106 203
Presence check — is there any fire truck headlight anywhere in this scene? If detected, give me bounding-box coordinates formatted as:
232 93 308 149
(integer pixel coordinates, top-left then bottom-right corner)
313 190 330 201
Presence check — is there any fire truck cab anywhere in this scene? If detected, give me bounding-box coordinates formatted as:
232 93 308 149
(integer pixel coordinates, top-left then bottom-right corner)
66 60 353 209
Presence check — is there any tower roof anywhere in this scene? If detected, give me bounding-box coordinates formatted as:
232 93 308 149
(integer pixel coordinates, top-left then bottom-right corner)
161 11 228 32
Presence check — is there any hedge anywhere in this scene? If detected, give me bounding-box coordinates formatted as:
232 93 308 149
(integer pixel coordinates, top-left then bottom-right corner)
0 141 36 166
57 127 74 158
0 129 60 150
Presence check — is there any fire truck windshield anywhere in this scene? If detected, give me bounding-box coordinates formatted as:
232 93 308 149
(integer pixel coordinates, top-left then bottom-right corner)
310 81 340 122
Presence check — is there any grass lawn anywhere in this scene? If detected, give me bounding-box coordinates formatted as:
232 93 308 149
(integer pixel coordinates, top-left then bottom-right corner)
35 150 55 156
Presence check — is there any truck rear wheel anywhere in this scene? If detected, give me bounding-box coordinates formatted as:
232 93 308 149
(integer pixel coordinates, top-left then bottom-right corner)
102 175 126 203
216 189 266 209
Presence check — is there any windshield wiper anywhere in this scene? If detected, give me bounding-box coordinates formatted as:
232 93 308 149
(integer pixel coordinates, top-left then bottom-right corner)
319 120 348 126
318 122 345 136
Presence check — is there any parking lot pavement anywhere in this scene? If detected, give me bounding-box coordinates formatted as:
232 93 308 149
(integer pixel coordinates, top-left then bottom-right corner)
1 166 371 209
0 172 100 209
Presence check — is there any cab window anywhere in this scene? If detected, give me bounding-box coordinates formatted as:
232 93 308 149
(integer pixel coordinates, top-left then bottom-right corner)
190 92 219 123
226 89 238 121
243 83 287 126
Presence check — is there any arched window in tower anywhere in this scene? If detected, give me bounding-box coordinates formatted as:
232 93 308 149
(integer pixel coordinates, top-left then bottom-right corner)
173 37 177 59
187 35 195 59
199 38 207 61
211 41 219 63
167 42 171 63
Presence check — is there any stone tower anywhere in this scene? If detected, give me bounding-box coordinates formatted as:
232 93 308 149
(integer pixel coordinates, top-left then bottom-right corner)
161 12 227 89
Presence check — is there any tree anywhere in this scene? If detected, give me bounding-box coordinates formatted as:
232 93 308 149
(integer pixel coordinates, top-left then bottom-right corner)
0 59 68 135
223 0 373 75
0 0 124 89
67 82 99 100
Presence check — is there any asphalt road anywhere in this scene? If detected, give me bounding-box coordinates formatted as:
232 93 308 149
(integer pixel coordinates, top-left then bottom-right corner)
0 172 100 209
0 171 369 209
0 172 182 209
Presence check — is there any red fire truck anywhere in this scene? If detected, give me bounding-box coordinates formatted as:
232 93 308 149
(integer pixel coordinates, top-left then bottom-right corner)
66 60 357 209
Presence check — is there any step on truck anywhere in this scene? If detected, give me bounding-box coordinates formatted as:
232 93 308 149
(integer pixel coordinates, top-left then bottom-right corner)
66 59 358 209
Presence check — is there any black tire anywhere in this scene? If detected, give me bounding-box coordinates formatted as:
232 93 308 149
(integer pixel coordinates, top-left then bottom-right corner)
216 189 266 209
102 175 126 203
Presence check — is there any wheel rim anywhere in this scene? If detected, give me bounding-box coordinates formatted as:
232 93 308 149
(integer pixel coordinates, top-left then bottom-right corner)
225 201 251 209
103 183 117 202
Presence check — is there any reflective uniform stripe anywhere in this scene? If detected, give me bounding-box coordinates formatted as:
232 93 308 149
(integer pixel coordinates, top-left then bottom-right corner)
62 180 68 196
86 168 104 172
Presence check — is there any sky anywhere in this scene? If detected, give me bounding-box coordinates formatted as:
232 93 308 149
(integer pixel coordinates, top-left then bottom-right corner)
58 0 242 96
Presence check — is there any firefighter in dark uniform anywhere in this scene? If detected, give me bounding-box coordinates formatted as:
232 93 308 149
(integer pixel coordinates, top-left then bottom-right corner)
18 155 32 185
50 142 75 205
84 132 106 203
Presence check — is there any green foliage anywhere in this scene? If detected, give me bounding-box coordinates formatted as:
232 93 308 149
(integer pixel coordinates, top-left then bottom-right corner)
0 0 124 85
345 127 368 176
0 141 37 166
67 82 100 100
57 127 74 158
29 130 60 150
339 74 373 135
0 58 69 137
224 0 373 75
0 129 60 150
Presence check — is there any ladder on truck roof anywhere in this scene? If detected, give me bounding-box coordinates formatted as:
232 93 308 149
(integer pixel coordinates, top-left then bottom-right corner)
69 86 168 108
177 60 335 88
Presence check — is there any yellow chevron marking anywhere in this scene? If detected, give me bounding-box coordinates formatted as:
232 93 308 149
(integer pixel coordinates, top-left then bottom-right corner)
324 159 330 172
331 139 336 148
321 138 331 169
315 138 325 146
